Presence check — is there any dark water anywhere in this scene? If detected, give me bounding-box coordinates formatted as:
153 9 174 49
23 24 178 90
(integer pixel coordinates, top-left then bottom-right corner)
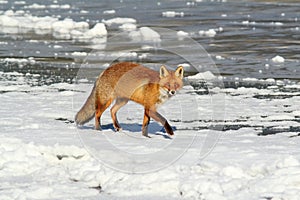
0 0 299 82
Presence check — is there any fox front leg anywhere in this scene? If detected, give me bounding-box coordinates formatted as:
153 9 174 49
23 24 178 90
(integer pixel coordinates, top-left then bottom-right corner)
149 109 174 136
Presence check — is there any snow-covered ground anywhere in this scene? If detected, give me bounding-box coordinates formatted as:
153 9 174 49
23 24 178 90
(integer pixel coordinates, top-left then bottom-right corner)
1 70 299 200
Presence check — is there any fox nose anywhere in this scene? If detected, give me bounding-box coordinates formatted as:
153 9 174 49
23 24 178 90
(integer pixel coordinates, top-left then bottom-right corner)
170 90 176 95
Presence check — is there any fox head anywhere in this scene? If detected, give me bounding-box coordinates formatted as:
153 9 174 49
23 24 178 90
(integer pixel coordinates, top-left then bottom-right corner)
159 65 184 96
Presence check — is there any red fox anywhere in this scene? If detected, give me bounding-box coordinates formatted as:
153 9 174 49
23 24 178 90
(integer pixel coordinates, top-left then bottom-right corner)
75 62 184 137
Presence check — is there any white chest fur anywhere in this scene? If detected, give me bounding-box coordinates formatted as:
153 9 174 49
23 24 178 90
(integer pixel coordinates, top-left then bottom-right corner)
157 88 170 105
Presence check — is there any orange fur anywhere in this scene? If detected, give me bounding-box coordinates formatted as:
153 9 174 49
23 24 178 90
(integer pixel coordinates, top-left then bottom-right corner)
75 62 184 137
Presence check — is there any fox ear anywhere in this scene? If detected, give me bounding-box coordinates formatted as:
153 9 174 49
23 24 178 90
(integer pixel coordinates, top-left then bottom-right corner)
160 65 169 78
175 66 184 79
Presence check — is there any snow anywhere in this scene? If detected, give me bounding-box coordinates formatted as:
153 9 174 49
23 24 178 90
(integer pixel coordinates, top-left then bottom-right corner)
1 68 300 199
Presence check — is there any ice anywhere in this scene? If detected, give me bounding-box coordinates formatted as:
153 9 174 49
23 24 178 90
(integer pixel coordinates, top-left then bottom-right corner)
53 45 63 49
0 11 106 43
215 55 225 60
52 19 89 40
85 23 107 38
25 3 46 9
199 29 217 37
271 55 285 63
271 22 283 26
240 21 284 27
139 27 161 42
103 10 116 15
119 23 137 31
2 57 36 64
187 71 217 80
102 17 137 26
186 2 196 6
72 51 138 62
24 3 71 9
71 52 88 57
80 10 89 14
14 1 26 5
242 20 256 25
0 15 19 27
177 30 189 38
162 11 184 18
129 27 161 43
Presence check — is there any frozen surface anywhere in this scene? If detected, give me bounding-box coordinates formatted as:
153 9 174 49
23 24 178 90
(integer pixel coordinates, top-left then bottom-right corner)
0 70 299 200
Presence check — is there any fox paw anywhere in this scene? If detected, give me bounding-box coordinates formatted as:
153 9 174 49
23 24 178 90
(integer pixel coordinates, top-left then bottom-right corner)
115 127 122 132
167 130 174 136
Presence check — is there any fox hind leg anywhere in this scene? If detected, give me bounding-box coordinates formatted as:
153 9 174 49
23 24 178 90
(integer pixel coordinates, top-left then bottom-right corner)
142 109 151 137
110 98 128 132
95 98 113 130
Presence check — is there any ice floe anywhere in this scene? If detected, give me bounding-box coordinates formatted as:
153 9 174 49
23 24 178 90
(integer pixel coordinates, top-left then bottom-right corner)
162 11 184 18
187 71 218 80
199 29 217 37
102 17 137 26
0 11 106 43
177 30 189 38
271 55 285 63
103 10 116 15
129 27 161 43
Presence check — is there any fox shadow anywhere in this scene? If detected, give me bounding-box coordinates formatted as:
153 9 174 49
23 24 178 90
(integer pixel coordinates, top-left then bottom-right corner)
78 122 175 139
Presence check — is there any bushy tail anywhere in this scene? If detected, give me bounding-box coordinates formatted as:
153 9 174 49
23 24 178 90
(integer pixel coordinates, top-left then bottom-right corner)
75 84 96 125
